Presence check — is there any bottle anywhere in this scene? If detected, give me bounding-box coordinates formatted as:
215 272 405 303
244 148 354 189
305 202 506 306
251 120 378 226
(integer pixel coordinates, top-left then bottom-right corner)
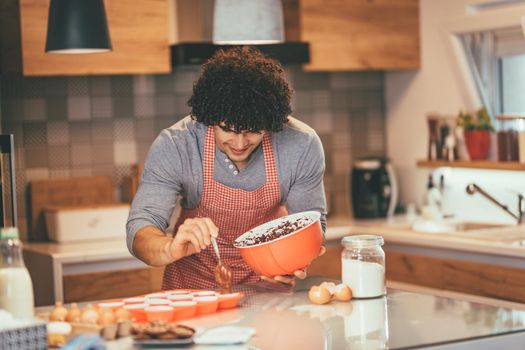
423 174 442 208
341 235 386 298
0 227 34 319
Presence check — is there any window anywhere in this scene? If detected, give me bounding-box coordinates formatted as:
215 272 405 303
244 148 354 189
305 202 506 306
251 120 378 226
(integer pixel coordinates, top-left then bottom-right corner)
459 26 525 119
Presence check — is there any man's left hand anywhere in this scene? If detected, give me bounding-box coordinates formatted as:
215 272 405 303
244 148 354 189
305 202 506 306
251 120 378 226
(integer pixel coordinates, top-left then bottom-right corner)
260 246 326 286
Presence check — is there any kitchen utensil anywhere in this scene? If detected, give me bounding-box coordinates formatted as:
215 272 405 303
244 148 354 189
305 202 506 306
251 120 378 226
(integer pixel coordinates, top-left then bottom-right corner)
233 211 323 277
211 237 233 293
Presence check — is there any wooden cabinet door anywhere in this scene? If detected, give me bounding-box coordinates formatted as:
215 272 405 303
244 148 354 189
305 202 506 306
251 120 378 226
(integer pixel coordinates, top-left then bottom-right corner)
307 245 343 279
19 0 170 76
63 267 164 303
300 0 420 71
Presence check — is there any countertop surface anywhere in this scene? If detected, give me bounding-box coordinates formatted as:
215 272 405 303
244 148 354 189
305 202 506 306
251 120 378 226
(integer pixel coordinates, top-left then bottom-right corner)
23 216 525 263
36 278 525 349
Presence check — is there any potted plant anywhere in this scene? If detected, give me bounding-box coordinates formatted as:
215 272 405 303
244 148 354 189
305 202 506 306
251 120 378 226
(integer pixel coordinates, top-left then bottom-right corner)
457 107 494 160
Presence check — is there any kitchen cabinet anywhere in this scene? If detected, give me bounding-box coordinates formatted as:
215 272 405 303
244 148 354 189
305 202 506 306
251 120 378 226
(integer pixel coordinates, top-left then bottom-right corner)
307 244 343 279
299 0 420 71
12 0 170 76
386 250 525 303
23 239 164 305
309 242 525 303
63 267 164 303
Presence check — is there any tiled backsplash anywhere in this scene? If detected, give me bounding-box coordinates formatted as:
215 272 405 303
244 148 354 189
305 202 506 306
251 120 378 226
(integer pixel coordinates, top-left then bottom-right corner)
0 67 385 239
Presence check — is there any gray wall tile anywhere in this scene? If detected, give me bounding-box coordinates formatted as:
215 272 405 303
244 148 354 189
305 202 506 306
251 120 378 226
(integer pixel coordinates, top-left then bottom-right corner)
91 97 113 119
92 143 114 166
155 95 175 116
114 141 137 165
133 76 155 96
67 77 90 96
113 119 135 141
112 97 133 118
44 78 67 97
22 122 47 145
3 99 24 121
155 75 174 94
23 78 45 98
48 145 71 168
70 121 92 143
47 121 70 145
2 67 386 229
91 120 114 142
46 97 68 121
135 119 156 141
133 96 155 118
71 143 92 167
25 145 49 168
23 98 46 121
90 76 111 96
111 76 133 96
67 97 91 120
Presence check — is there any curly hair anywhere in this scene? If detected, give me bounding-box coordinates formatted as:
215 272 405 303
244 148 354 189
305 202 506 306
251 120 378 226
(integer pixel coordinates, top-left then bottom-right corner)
188 46 292 133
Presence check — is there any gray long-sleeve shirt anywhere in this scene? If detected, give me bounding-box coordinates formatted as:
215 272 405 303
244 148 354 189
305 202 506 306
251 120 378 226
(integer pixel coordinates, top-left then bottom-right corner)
126 116 327 255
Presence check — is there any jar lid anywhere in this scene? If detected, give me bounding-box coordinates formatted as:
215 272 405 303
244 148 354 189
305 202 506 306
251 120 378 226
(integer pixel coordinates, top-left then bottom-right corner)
341 235 384 247
0 227 19 239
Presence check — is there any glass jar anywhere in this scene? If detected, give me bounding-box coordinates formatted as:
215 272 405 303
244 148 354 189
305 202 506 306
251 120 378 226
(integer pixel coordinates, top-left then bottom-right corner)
341 235 385 298
496 115 525 162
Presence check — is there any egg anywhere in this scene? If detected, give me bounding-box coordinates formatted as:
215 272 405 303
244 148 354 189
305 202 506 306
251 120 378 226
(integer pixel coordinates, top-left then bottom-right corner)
80 304 99 324
98 309 117 326
319 282 337 295
50 301 68 322
308 285 332 305
333 284 353 302
65 303 81 323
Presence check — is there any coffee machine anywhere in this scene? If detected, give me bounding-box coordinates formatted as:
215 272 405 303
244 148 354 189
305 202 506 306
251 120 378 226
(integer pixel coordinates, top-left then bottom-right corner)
351 157 397 218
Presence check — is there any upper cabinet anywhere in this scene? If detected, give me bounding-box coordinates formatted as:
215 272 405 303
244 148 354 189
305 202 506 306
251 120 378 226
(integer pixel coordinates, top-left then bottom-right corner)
299 0 420 71
16 0 170 76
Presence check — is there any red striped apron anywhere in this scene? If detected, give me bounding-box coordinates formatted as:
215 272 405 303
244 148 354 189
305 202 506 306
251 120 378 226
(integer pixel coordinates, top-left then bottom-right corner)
162 126 287 290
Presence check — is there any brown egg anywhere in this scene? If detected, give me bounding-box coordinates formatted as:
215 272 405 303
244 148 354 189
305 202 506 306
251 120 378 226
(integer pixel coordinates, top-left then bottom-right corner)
319 282 337 296
65 303 81 323
50 301 68 321
80 304 99 324
333 284 353 302
308 285 332 305
98 309 117 326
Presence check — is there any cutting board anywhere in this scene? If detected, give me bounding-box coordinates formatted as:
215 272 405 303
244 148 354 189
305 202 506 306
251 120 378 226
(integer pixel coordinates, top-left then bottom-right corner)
29 176 115 242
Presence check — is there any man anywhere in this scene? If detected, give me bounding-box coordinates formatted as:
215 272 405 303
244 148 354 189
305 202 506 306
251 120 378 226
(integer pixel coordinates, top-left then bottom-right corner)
126 47 326 290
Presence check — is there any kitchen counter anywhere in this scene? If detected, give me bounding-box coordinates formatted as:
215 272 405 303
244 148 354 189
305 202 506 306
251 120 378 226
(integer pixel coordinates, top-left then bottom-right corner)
23 216 525 264
23 217 525 305
36 278 525 349
325 216 525 259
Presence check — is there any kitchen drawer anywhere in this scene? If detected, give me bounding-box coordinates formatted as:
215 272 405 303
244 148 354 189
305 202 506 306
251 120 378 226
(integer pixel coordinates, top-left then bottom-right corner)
63 267 164 303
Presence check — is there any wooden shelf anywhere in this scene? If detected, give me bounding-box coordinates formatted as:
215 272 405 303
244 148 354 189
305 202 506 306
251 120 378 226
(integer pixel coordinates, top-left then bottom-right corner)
417 160 525 171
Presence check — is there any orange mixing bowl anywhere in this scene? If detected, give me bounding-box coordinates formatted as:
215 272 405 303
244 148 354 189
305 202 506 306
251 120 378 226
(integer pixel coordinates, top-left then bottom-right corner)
234 211 323 277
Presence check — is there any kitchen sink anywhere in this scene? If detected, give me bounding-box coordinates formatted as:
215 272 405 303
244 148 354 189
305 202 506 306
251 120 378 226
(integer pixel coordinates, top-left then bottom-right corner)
409 219 515 234
453 221 512 231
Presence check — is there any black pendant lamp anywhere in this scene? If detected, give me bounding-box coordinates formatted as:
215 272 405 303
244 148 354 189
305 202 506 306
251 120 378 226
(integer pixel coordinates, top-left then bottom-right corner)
45 0 112 54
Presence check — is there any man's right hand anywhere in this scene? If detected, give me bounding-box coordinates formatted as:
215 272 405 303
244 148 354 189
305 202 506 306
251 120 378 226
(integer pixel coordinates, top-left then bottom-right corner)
167 217 219 260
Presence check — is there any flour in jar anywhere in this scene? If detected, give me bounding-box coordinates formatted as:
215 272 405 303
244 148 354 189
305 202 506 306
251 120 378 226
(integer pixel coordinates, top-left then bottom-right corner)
342 259 385 298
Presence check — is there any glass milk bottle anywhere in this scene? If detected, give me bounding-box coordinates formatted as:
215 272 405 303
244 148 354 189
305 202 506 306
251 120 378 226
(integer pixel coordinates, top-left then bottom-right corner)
341 235 386 298
0 227 34 319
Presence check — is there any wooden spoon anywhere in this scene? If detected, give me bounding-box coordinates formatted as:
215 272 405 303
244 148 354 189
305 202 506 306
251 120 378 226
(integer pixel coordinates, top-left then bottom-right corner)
211 237 233 293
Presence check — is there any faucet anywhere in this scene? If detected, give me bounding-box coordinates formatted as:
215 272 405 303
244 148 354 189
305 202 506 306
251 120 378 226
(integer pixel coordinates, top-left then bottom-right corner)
466 183 525 225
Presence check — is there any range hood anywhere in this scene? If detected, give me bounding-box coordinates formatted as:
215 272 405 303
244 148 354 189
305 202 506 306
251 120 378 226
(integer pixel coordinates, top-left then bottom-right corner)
171 42 310 65
169 0 310 65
